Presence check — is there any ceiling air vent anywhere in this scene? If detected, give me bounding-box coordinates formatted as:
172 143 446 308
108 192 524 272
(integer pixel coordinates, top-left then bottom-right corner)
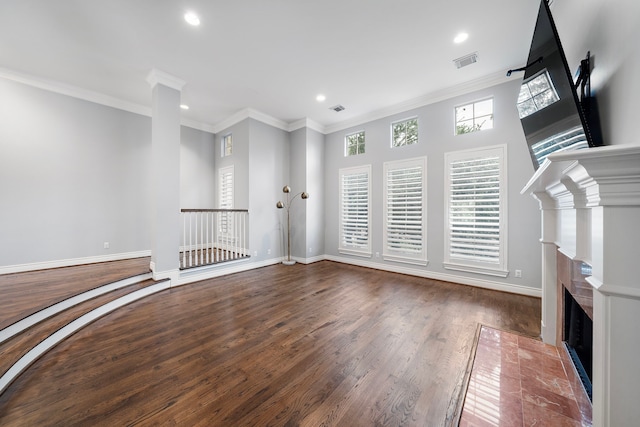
454 52 479 69
330 104 345 112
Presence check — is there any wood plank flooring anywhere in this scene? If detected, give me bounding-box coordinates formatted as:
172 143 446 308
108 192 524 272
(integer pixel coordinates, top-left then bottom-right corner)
0 257 151 330
0 261 541 426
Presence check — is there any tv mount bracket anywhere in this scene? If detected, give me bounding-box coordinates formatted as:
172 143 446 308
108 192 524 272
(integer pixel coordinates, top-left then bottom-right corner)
506 51 592 102
506 56 543 77
574 51 592 102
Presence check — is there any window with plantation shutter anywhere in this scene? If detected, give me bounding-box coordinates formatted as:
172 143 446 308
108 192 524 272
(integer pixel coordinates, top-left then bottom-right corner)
383 157 427 265
218 166 233 235
444 145 508 277
339 165 371 257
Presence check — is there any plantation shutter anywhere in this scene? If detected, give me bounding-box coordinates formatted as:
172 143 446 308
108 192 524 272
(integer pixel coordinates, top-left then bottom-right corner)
448 155 501 262
219 166 233 234
383 158 427 265
339 165 371 256
444 145 508 277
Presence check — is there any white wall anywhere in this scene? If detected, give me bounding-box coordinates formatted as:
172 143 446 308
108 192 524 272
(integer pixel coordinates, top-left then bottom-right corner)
247 119 290 262
287 127 326 261
180 126 216 209
324 80 543 292
552 0 640 147
306 128 325 260
0 77 217 269
0 78 152 266
289 128 307 259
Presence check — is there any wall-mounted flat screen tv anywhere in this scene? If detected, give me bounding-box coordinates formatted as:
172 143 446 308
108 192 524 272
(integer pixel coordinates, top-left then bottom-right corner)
518 0 602 169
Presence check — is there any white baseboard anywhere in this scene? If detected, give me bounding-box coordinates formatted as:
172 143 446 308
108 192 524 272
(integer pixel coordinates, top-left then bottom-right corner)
0 251 152 275
176 257 283 287
1 251 541 298
292 255 326 265
323 255 542 298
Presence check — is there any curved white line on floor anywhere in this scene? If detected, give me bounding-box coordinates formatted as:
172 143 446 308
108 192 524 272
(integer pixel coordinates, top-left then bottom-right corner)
0 279 170 396
0 273 152 345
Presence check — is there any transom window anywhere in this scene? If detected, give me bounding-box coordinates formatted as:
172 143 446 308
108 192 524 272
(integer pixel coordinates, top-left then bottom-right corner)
517 69 560 119
345 131 365 156
391 118 418 148
222 134 233 157
455 98 494 135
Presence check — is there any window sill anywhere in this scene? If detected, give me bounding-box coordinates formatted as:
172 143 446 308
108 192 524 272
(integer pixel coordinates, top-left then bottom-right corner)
338 248 372 258
383 254 428 267
443 262 509 278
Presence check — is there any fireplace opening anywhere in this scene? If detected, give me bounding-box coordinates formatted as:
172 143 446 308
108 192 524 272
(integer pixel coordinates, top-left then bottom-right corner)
564 287 593 400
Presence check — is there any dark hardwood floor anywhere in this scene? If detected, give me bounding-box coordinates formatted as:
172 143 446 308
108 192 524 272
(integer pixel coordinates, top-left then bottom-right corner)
0 261 540 426
0 257 151 330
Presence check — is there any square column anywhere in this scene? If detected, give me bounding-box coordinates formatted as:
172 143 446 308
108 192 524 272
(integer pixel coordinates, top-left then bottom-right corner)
147 69 185 283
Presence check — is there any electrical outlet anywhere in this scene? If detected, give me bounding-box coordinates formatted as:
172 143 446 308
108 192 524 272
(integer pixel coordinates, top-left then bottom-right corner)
309 247 312 253
515 269 522 278
103 242 110 249
376 252 380 258
253 251 258 257
267 249 271 255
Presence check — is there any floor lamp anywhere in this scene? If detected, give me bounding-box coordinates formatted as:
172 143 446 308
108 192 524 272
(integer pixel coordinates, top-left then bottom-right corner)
276 185 309 265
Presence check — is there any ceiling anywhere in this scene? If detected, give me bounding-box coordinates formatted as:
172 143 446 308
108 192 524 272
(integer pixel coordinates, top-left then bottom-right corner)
0 0 541 133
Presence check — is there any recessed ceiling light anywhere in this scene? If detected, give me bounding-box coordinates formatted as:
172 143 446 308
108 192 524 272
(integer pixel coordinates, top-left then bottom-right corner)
184 11 200 26
180 104 189 110
454 32 469 44
316 94 326 102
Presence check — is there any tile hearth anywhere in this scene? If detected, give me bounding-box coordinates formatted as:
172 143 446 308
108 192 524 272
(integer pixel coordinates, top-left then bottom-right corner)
459 326 591 426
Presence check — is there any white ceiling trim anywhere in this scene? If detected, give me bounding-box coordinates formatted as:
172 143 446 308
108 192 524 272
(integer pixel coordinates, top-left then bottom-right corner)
146 69 186 91
0 67 215 133
288 118 326 134
323 70 519 134
210 107 289 134
0 67 152 118
1 66 521 138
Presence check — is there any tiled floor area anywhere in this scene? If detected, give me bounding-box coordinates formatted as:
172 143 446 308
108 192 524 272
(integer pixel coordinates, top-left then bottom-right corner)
459 326 592 426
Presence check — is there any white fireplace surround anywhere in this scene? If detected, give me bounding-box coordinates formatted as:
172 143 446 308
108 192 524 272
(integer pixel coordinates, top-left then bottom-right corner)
522 144 640 427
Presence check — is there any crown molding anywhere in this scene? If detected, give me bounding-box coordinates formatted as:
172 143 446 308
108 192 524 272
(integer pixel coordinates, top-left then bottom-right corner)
211 107 290 134
180 118 217 134
288 118 326 134
0 67 221 134
146 69 186 91
323 69 515 134
3 65 519 138
0 66 152 117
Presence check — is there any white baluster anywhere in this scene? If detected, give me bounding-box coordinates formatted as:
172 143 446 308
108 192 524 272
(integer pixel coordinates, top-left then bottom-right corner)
242 211 246 257
198 212 204 265
205 212 209 264
182 213 186 269
215 212 220 263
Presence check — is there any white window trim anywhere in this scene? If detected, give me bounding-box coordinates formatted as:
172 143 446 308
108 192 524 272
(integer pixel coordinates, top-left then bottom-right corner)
344 130 366 157
383 157 428 266
454 97 494 135
390 116 419 148
338 164 372 257
218 165 234 237
221 134 232 157
443 145 508 277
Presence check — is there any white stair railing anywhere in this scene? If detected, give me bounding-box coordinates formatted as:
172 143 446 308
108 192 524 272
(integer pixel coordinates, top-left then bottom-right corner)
180 209 249 269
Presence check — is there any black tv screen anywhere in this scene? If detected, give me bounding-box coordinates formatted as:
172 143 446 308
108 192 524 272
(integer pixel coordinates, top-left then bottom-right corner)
518 0 601 169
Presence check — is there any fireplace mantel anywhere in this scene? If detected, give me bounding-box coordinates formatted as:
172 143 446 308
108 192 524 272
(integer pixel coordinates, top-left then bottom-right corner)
521 144 640 427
